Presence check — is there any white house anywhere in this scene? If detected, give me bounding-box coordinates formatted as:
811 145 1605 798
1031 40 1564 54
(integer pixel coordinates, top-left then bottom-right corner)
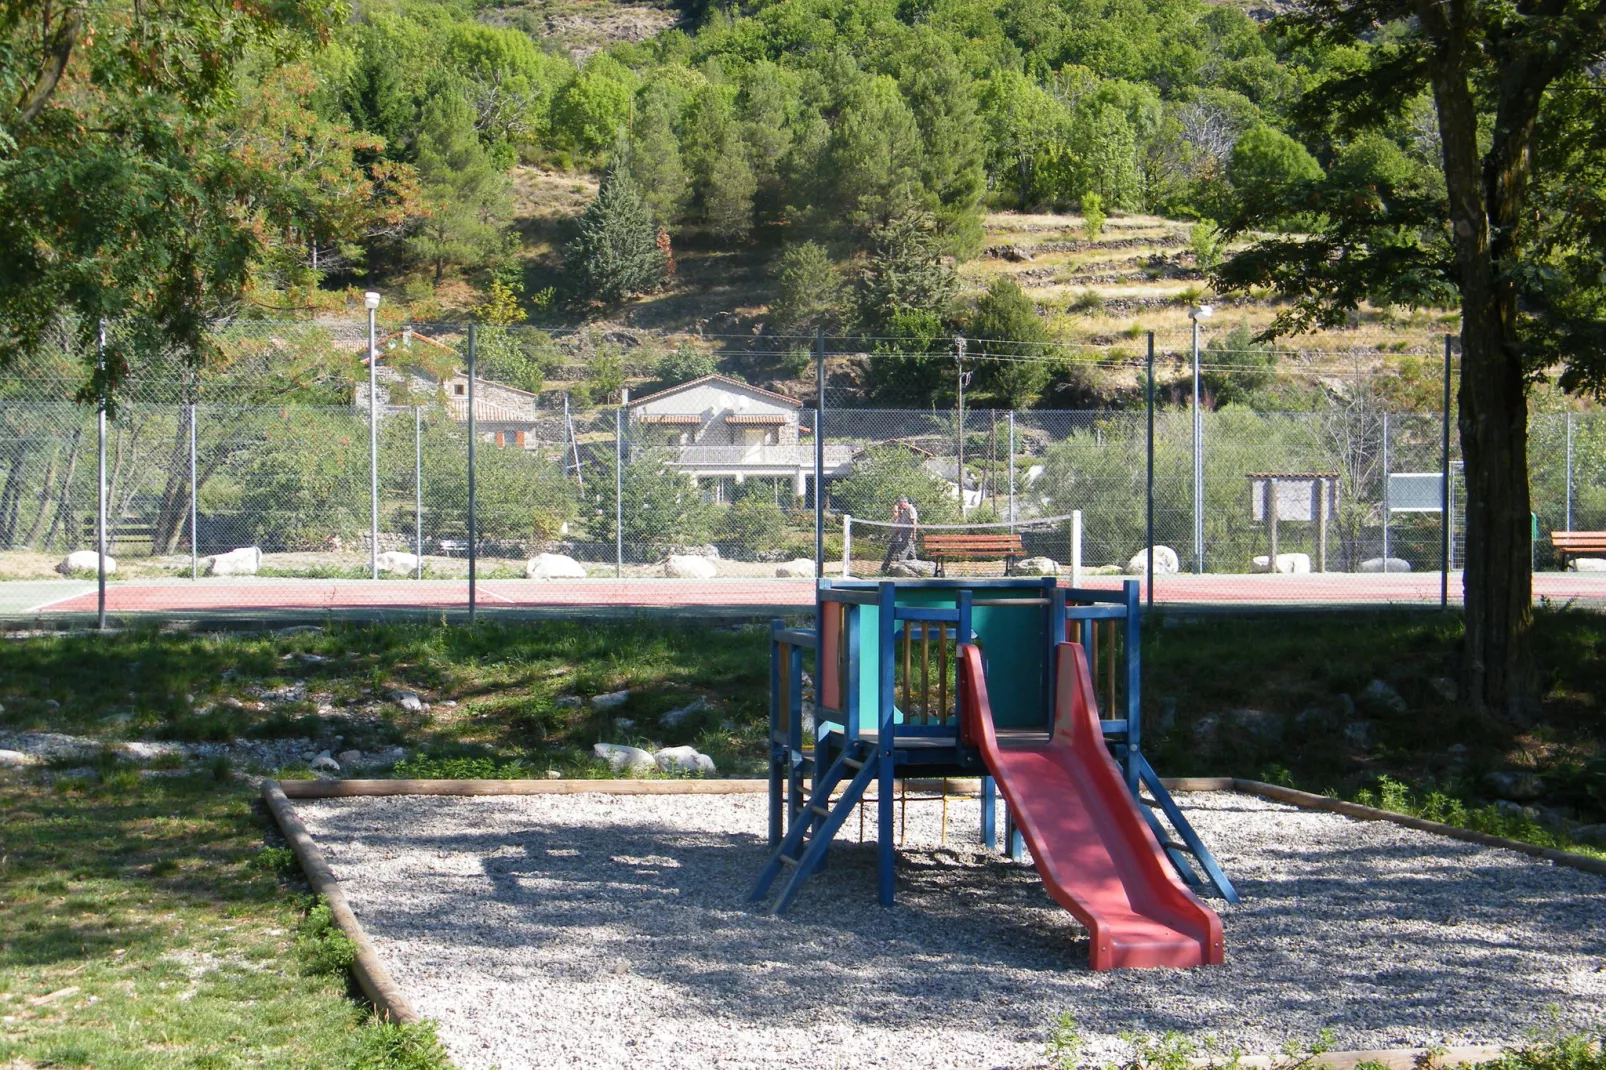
626 374 854 498
354 329 540 449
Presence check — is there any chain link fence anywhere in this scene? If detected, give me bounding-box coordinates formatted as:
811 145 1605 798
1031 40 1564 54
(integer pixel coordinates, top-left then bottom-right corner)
0 321 1599 620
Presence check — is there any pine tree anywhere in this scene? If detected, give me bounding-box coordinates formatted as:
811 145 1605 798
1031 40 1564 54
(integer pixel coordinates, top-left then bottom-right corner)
405 86 514 281
704 128 756 240
566 169 666 306
624 87 688 225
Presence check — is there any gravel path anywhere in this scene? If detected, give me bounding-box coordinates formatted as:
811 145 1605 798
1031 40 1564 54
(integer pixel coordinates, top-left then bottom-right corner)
296 790 1606 1070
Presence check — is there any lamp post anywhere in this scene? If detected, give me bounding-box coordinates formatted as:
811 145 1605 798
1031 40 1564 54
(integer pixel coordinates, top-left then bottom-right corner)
1188 304 1213 575
365 291 381 580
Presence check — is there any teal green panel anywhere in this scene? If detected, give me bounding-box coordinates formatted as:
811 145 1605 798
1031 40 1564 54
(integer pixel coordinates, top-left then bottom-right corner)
972 599 1049 728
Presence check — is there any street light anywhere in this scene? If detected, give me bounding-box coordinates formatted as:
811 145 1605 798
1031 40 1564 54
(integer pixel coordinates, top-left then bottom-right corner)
1189 304 1213 575
365 291 381 581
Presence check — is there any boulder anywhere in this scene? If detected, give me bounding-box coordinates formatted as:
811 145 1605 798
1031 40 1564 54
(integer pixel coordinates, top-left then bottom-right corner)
593 743 656 776
206 546 261 577
376 551 418 576
1344 720 1377 750
1571 823 1606 845
592 689 631 710
526 553 587 580
388 689 425 712
0 749 39 768
1359 557 1412 574
1485 770 1546 800
1251 552 1311 574
1295 707 1334 733
886 560 937 578
57 550 115 576
309 753 340 773
663 554 718 579
554 695 583 709
1192 715 1219 744
336 749 363 765
654 745 718 775
1013 556 1060 576
1127 546 1179 575
661 696 706 727
1429 676 1458 702
774 558 817 579
1359 678 1407 715
1571 558 1606 572
1229 708 1283 741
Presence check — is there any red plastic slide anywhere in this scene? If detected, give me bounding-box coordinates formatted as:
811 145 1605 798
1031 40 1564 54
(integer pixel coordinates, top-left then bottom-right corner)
960 642 1225 969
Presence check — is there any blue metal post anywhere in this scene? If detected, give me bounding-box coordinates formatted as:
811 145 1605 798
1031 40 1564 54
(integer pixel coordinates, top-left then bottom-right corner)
787 643 804 833
1123 579 1142 790
768 622 783 846
981 776 997 850
877 581 897 906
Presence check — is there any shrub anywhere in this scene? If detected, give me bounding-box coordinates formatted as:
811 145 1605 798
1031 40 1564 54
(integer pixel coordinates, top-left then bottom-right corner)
718 499 787 559
295 901 356 976
352 1020 452 1070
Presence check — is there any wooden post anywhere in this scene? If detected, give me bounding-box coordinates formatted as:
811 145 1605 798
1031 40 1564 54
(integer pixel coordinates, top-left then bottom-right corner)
1266 477 1279 568
1317 477 1329 573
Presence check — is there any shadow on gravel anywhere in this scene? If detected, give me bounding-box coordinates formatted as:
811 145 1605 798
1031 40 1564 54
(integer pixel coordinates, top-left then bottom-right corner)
307 803 1606 1042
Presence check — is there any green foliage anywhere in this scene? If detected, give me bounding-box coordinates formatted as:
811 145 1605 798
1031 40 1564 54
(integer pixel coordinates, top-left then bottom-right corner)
585 447 711 550
1081 192 1106 240
652 343 716 389
406 86 515 281
238 415 369 551
566 169 666 307
351 1020 452 1070
1190 218 1226 271
833 445 959 526
251 846 298 874
624 86 689 224
550 60 634 155
1202 321 1278 407
857 212 958 335
968 278 1053 407
394 753 529 779
770 242 847 333
475 327 562 395
1226 125 1322 229
294 901 356 977
717 498 787 559
1045 1013 1083 1070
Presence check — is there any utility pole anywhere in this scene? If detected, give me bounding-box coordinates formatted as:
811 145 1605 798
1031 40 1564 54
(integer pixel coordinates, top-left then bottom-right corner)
955 336 971 519
1188 305 1213 574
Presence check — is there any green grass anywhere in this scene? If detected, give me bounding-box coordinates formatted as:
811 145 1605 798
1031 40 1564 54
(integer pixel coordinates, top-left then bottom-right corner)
1145 607 1606 843
0 770 449 1068
0 619 777 773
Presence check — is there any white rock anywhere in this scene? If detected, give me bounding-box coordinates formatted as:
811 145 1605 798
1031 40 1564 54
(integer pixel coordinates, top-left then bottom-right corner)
388 690 424 712
0 749 40 768
592 743 655 775
1360 678 1407 714
1252 552 1312 574
376 551 419 576
545 769 563 779
117 741 184 760
57 550 115 575
1127 546 1178 575
886 560 936 577
1359 557 1412 573
653 745 716 775
661 696 706 726
1013 556 1059 576
526 553 587 580
336 749 363 764
774 558 817 578
592 690 631 710
1570 558 1606 572
309 754 340 773
206 546 261 577
663 554 718 579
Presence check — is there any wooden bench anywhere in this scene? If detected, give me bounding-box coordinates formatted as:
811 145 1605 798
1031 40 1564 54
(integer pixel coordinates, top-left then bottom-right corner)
1550 531 1606 568
920 533 1026 577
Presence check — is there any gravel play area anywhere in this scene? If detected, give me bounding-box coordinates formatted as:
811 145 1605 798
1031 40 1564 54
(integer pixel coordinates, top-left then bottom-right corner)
294 790 1606 1070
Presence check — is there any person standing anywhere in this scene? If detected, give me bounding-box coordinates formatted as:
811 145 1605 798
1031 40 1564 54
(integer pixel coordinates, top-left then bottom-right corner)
881 495 919 571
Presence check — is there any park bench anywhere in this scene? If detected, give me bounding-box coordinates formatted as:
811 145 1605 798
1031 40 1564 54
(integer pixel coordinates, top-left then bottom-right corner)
921 533 1026 577
1550 531 1606 568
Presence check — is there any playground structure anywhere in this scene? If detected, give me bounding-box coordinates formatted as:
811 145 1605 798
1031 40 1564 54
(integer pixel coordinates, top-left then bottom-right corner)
752 577 1239 970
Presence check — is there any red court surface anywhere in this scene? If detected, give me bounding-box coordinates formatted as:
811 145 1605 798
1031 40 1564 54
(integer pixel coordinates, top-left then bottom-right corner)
18 571 1606 616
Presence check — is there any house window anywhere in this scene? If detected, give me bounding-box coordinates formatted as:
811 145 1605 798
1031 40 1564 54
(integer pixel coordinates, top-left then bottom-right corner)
454 384 466 396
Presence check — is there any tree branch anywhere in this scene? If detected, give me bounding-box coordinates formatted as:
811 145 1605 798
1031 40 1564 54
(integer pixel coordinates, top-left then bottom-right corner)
15 6 83 127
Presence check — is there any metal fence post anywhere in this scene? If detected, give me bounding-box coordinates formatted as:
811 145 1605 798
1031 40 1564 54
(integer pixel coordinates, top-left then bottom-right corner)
1007 410 1016 527
1441 334 1451 607
614 392 624 579
1381 411 1390 569
367 301 379 580
1191 319 1203 574
1145 331 1155 608
468 323 477 623
955 335 967 519
1566 410 1574 532
815 327 825 574
96 320 107 631
414 405 423 579
189 401 198 581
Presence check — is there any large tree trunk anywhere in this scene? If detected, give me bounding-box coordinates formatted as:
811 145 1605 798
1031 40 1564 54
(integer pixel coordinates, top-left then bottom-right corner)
1429 31 1536 719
